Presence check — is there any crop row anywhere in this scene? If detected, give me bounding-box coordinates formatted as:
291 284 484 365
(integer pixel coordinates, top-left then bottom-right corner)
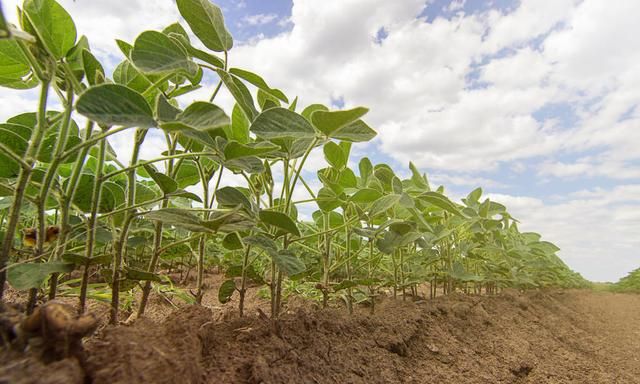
0 0 588 323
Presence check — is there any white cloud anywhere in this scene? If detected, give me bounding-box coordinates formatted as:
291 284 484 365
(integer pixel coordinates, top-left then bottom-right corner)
242 13 279 26
487 186 640 282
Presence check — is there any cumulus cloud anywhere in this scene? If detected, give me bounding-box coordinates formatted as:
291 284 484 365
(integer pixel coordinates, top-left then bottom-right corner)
488 185 640 282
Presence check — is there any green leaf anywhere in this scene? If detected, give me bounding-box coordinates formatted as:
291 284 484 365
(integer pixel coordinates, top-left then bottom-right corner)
250 107 316 140
116 39 133 57
229 68 288 103
301 104 328 121
76 84 156 128
218 279 236 304
369 194 401 217
160 101 229 132
23 0 77 60
272 250 305 276
316 187 342 212
7 262 75 290
82 49 105 86
216 186 252 212
203 210 255 233
131 30 198 76
167 189 203 203
350 188 382 204
224 141 279 160
242 234 278 253
145 208 212 233
143 164 178 194
259 210 300 237
311 107 368 137
62 253 110 266
331 120 376 142
216 70 257 121
174 160 200 189
419 192 462 216
409 162 430 190
222 232 243 250
0 39 31 85
176 0 233 52
0 128 27 178
323 141 347 169
125 267 161 282
226 104 250 143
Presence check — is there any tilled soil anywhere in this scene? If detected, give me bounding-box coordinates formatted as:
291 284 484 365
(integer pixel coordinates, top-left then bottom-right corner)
1 289 639 384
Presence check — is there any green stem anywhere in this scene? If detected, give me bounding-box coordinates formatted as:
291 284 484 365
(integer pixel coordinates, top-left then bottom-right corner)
0 79 50 300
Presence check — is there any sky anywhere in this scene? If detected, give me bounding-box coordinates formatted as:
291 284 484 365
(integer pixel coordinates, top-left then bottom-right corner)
0 0 638 282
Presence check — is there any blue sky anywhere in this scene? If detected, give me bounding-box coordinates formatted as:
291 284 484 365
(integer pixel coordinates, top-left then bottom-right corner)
1 0 638 282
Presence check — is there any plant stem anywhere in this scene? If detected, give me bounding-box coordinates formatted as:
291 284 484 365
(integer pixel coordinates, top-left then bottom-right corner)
0 79 50 300
109 129 146 324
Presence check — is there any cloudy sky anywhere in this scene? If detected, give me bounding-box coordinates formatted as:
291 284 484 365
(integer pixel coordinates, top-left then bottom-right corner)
1 0 638 282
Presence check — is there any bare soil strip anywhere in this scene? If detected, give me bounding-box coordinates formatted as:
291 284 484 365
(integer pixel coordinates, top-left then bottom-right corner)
2 290 639 384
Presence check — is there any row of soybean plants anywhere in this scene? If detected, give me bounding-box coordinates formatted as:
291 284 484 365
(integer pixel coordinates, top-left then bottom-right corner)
0 0 588 324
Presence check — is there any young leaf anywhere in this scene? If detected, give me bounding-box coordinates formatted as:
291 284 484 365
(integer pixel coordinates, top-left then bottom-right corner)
23 0 77 60
143 164 178 194
216 186 253 212
323 141 347 170
216 70 258 121
229 68 288 103
311 107 368 137
76 84 156 128
176 0 233 52
250 107 316 140
131 30 198 76
7 262 74 290
419 192 462 216
259 210 300 237
272 250 305 276
218 279 236 303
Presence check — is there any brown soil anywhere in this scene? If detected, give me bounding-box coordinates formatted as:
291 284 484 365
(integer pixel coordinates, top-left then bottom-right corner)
1 286 639 384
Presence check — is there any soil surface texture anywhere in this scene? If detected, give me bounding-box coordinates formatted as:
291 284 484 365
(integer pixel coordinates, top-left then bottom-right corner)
1 287 639 384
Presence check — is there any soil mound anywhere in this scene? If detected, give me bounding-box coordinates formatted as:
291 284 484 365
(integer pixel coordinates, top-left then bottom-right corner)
2 290 639 383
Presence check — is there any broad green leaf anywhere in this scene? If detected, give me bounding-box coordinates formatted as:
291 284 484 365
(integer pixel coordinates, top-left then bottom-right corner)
218 279 236 303
301 104 328 121
0 129 27 178
132 30 198 76
250 107 316 140
316 187 342 212
162 22 190 42
7 262 74 290
350 188 382 204
0 39 31 86
167 189 203 203
223 141 279 160
23 0 76 59
216 186 252 212
331 120 376 142
272 249 305 276
116 39 133 57
225 156 265 174
242 234 278 253
409 162 429 190
226 104 250 143
143 164 178 194
176 0 233 52
145 208 212 232
311 107 368 137
419 192 462 216
369 194 401 217
217 70 257 121
135 182 159 205
82 49 105 86
160 101 229 132
76 84 156 128
222 232 243 250
259 210 300 237
229 68 288 103
126 267 161 282
323 141 346 169
203 209 255 233
174 160 200 189
170 32 225 69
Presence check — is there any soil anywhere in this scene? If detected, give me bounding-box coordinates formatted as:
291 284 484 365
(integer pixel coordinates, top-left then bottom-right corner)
1 279 639 384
